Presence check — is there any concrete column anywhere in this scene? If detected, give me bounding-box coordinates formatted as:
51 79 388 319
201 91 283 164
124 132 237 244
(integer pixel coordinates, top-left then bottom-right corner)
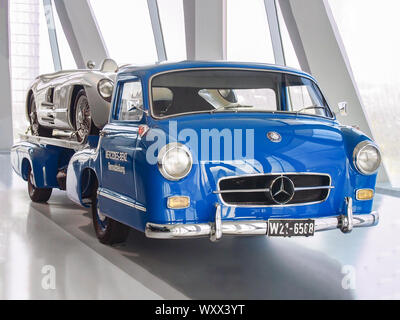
0 0 13 151
53 0 108 68
183 0 226 60
264 0 285 65
147 0 167 62
278 0 389 182
277 0 310 73
43 0 62 71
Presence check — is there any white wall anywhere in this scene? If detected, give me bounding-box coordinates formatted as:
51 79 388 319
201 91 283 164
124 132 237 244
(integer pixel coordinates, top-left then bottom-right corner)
0 0 13 151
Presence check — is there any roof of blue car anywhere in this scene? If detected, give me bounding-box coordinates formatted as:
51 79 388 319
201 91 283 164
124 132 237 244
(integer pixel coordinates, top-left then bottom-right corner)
118 60 314 81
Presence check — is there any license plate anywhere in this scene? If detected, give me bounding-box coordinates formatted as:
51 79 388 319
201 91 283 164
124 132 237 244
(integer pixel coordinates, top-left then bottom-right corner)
268 219 315 237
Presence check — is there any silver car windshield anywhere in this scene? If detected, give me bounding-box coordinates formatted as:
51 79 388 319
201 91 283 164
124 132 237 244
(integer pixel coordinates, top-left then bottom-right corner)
150 69 333 119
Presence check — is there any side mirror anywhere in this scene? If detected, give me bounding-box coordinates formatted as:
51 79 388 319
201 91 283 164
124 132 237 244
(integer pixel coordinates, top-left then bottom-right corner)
87 60 96 69
338 101 348 116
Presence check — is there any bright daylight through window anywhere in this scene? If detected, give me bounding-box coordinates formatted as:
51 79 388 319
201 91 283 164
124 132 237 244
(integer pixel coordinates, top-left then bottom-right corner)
329 0 400 186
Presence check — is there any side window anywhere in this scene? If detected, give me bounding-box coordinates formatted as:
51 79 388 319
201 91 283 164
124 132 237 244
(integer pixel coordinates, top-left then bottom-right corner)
118 80 144 121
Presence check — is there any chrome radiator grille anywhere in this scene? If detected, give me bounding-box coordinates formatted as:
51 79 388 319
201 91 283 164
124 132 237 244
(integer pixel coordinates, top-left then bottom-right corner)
216 173 332 206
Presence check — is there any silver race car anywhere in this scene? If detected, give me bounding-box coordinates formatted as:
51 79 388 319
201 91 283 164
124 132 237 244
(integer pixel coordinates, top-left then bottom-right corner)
26 59 118 142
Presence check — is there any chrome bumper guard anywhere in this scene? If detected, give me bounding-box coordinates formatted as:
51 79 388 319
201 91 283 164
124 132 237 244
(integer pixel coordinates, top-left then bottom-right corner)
145 197 379 241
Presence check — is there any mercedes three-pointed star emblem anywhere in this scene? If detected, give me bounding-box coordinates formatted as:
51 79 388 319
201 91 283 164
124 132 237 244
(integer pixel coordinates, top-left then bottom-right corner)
269 176 295 204
267 131 282 143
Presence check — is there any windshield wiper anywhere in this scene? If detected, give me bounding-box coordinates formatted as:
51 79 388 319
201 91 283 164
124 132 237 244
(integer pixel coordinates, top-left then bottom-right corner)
296 105 327 114
210 104 254 114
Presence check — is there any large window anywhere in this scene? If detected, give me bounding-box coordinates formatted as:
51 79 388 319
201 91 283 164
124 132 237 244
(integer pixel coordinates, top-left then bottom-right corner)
10 0 77 142
276 0 301 70
329 0 400 186
10 0 40 141
227 0 275 63
89 0 158 65
157 0 186 61
51 1 76 70
10 0 57 141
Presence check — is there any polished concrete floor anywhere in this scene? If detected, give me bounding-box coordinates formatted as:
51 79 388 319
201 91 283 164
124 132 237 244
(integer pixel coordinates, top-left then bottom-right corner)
1 153 400 299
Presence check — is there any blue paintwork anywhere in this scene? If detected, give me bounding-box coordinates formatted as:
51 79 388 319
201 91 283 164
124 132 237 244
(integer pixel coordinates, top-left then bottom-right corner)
11 142 74 188
11 61 378 234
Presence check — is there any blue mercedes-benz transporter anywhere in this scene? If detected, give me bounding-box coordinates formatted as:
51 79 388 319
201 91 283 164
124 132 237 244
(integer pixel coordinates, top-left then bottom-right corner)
11 61 381 244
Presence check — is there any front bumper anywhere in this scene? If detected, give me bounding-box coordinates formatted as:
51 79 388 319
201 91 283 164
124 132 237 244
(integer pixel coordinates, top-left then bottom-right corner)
145 197 379 241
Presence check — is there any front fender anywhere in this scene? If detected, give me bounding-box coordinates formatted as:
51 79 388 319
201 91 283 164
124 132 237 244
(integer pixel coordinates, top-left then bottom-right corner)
66 147 99 207
81 72 115 129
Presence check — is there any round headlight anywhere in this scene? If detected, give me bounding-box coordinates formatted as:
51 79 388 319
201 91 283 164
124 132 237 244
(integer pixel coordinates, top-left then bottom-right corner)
97 79 114 102
353 141 381 175
158 143 192 181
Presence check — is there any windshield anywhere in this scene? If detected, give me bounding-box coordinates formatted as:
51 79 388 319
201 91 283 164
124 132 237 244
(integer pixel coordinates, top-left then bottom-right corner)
150 69 333 119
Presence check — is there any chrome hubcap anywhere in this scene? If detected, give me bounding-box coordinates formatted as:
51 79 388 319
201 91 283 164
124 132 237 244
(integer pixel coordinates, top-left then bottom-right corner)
97 209 107 222
75 96 91 141
28 170 35 196
30 102 39 135
96 201 107 229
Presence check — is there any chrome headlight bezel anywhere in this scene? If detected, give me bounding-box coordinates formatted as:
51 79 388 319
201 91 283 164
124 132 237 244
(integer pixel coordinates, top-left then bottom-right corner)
353 140 381 175
97 78 114 102
157 143 193 181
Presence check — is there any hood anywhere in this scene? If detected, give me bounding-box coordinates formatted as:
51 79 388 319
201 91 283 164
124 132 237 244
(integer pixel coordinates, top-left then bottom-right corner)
149 113 347 181
141 112 375 222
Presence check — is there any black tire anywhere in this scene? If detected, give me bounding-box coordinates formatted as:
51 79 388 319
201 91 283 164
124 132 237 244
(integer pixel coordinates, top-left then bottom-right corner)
91 182 130 245
73 89 99 143
27 167 52 203
29 95 53 137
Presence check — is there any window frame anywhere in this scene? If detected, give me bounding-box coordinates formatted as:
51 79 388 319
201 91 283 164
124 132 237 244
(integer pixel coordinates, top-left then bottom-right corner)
112 76 146 124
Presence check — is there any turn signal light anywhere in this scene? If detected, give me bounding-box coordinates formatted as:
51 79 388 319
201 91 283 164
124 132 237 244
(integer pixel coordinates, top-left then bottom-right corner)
167 196 190 209
356 189 374 200
138 125 149 137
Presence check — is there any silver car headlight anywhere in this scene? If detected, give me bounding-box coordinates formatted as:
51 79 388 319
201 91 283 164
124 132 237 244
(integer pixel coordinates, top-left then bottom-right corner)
353 141 381 175
158 143 192 181
97 79 114 102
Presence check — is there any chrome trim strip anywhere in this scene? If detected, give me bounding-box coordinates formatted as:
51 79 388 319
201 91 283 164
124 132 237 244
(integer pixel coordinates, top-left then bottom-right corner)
294 185 334 191
213 185 334 194
216 172 332 208
19 133 85 150
214 188 270 194
98 190 146 212
145 211 379 239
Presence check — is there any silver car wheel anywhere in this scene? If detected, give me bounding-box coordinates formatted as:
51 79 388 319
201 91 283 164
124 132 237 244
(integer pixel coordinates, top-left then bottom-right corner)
97 206 107 223
30 100 39 136
75 94 92 142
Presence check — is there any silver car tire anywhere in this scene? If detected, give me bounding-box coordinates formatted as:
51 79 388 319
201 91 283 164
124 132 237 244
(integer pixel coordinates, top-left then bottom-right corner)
73 89 98 142
29 95 52 137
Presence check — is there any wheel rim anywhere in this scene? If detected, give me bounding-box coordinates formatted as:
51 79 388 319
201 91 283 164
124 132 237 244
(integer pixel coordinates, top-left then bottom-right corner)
30 100 39 135
28 169 35 197
94 196 108 231
75 95 91 142
97 208 109 231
